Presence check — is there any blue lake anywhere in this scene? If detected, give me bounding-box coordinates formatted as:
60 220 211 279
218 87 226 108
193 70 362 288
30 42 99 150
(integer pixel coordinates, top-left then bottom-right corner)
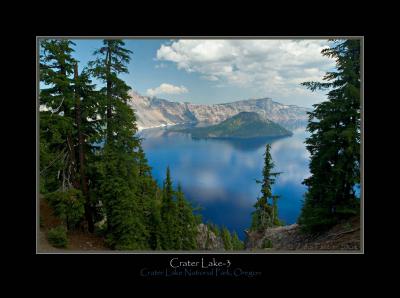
139 127 310 240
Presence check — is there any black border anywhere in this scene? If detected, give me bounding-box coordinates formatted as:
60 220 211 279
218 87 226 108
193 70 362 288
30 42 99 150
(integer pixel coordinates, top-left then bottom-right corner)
13 12 379 286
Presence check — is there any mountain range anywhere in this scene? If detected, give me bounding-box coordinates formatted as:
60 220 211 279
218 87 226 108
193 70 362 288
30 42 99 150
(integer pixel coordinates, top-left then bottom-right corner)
127 91 311 131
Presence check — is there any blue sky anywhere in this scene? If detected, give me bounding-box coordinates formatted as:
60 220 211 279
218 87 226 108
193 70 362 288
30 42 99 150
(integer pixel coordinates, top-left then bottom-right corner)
66 39 335 108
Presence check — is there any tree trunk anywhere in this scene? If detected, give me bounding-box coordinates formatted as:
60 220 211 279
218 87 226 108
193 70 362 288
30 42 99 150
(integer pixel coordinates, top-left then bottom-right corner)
66 136 79 189
106 48 112 143
74 63 94 233
60 63 79 190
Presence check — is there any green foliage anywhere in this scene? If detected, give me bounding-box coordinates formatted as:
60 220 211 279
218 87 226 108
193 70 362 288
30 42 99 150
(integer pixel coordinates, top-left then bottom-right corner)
299 40 361 233
39 38 203 251
148 194 163 250
160 166 178 249
136 147 163 250
206 221 220 237
343 221 354 231
205 222 243 250
175 184 198 250
262 238 273 249
179 112 292 139
40 39 102 233
231 231 244 250
221 227 233 250
250 144 282 231
47 226 68 248
88 39 150 250
99 161 149 250
45 188 85 229
272 195 284 226
39 39 77 194
159 168 198 250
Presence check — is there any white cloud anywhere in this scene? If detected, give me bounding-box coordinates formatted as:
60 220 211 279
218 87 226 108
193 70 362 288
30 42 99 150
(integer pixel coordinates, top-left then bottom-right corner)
146 83 188 97
156 39 336 105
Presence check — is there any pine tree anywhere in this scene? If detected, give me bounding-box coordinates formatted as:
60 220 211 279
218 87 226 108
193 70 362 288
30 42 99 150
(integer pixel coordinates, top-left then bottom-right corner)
231 231 244 250
89 39 148 249
40 40 91 232
72 62 99 232
148 189 163 250
298 39 361 233
40 39 78 193
73 65 106 229
160 166 178 249
136 146 161 249
251 144 281 231
40 39 109 233
176 184 197 250
221 226 233 250
88 40 133 143
271 195 283 226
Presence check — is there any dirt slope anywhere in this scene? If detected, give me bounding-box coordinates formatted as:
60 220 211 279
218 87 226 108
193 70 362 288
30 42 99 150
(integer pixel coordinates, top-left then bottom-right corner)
38 198 109 253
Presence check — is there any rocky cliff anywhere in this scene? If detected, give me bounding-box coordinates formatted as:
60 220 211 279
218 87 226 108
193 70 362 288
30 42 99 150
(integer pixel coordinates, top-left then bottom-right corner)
128 91 311 131
196 223 225 250
245 216 360 251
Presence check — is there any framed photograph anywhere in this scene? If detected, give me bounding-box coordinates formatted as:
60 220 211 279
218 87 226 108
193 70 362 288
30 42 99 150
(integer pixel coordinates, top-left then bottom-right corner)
37 37 363 266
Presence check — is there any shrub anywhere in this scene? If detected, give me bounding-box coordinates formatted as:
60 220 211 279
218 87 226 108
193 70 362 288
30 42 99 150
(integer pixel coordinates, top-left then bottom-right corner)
47 226 68 248
45 188 85 229
94 219 108 237
343 222 353 230
273 218 285 227
262 238 273 249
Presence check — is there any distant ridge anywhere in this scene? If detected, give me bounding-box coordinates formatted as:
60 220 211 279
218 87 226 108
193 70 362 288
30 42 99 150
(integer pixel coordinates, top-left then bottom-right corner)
128 91 311 131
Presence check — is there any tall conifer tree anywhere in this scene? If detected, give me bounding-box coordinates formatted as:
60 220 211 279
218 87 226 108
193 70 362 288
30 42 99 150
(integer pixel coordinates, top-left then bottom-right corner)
89 39 147 249
250 144 281 231
40 40 78 193
72 63 100 232
40 40 104 232
298 39 361 232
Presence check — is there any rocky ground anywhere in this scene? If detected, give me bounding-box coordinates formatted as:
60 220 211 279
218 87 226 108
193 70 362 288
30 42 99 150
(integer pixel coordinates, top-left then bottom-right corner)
245 216 361 251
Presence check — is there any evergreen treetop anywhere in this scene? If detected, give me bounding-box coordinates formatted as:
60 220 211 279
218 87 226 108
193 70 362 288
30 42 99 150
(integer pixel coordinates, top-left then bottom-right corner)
251 144 282 231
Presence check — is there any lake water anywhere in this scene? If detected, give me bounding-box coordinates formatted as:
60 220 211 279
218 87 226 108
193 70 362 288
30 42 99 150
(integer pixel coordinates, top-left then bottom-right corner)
139 127 310 240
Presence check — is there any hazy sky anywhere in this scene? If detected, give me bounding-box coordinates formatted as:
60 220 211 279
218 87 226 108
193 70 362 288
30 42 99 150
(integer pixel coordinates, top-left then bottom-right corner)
68 38 336 108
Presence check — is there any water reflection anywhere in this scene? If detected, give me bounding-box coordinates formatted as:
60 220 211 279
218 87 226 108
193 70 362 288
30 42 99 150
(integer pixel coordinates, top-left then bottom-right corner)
198 136 293 151
140 127 310 240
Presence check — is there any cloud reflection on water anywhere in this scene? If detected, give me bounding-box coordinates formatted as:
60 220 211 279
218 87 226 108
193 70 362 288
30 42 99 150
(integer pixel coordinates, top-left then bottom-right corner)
140 127 310 239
